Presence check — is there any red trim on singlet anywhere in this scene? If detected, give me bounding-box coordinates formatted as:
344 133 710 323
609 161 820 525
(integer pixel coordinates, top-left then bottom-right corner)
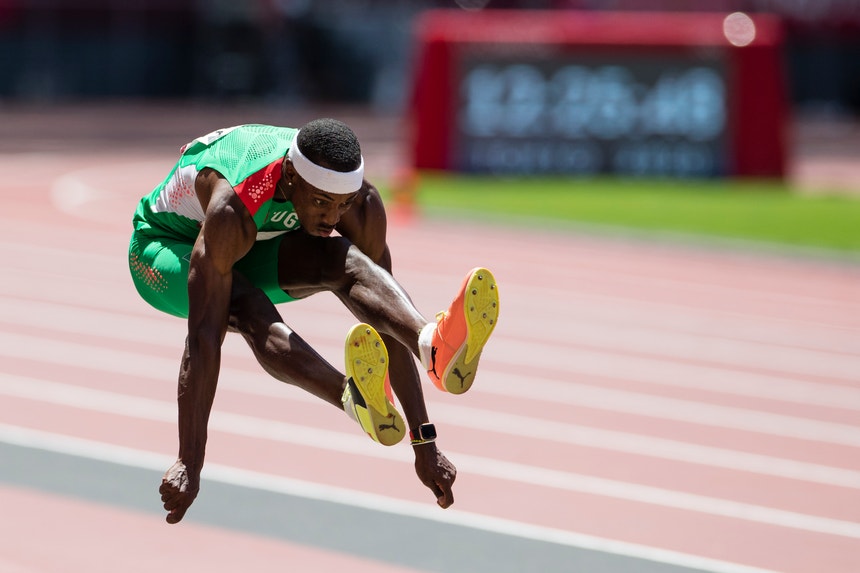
233 158 284 218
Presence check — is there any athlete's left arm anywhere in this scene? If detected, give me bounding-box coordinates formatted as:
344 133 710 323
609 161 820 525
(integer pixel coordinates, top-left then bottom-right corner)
337 181 457 508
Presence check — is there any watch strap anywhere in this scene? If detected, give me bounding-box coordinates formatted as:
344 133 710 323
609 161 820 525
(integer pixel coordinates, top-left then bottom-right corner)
409 423 437 445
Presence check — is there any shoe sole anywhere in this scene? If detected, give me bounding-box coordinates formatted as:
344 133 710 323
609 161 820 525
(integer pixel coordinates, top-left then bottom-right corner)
443 268 499 394
345 323 405 446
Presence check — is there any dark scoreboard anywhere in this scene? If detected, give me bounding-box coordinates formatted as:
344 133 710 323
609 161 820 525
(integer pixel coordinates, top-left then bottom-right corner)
409 10 787 178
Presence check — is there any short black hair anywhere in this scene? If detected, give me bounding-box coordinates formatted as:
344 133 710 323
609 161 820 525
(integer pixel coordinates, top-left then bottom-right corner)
296 118 362 172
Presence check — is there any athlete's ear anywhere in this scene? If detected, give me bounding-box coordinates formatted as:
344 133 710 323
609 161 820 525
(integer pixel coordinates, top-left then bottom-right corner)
282 159 300 185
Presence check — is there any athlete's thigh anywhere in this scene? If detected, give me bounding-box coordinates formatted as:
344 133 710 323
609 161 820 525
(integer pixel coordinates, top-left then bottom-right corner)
233 236 297 305
227 268 288 333
128 232 193 318
273 231 352 295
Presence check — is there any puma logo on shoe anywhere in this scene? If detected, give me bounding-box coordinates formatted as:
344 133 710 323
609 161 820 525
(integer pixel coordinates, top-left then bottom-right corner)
429 346 440 380
452 367 471 390
379 413 401 433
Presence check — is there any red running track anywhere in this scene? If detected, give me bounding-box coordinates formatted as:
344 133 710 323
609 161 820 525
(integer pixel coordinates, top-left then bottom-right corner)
1 147 859 573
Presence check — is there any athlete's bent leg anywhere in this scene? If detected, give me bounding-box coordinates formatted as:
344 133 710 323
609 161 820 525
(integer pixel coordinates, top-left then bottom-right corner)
332 245 428 355
229 272 405 445
276 234 428 357
274 232 500 396
227 272 345 407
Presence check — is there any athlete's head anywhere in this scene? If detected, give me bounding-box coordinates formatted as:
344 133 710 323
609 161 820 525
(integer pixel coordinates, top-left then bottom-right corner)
296 118 363 173
283 118 365 237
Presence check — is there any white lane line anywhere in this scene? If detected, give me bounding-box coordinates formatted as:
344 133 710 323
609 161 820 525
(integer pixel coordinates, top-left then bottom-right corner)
3 290 860 412
4 329 860 448
0 423 789 573
489 370 860 448
215 372 860 489
492 336 860 411
513 313 860 381
406 220 860 304
502 284 860 355
494 252 860 313
241 383 860 489
433 403 860 489
2 374 860 540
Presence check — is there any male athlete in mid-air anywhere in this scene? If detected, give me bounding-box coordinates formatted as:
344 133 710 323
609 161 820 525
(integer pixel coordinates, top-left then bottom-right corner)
128 119 500 523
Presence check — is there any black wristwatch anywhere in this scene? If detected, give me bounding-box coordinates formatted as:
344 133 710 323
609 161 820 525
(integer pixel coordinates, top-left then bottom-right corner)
409 423 437 445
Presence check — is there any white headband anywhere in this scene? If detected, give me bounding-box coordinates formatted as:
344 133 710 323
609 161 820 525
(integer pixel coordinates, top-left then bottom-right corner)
287 136 364 195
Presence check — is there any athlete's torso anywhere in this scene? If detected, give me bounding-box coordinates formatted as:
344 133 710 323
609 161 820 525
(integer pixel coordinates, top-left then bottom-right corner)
133 124 302 241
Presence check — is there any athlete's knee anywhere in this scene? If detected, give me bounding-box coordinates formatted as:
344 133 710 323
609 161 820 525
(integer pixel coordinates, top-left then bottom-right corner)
344 244 378 277
326 245 380 296
314 238 363 290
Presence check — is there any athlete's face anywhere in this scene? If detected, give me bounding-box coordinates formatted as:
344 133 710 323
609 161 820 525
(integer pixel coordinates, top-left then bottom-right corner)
290 182 357 237
283 159 359 237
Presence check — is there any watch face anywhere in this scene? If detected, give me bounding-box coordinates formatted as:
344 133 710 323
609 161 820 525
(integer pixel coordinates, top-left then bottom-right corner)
422 424 437 440
412 424 437 442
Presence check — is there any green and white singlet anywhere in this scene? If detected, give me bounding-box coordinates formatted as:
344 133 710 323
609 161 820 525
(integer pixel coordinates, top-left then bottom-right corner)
129 124 301 318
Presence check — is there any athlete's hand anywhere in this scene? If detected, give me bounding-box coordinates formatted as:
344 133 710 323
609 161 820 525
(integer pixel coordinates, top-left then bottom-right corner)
159 459 200 524
414 444 457 508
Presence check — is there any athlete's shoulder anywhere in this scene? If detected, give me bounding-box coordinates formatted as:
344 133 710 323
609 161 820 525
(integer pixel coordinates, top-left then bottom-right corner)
358 181 387 221
343 181 385 223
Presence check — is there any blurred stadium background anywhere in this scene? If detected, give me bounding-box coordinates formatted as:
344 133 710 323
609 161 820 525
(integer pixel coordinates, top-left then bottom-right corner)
1 0 858 114
0 1 859 189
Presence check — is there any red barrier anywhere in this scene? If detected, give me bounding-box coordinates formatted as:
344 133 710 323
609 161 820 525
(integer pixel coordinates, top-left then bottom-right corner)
409 10 787 178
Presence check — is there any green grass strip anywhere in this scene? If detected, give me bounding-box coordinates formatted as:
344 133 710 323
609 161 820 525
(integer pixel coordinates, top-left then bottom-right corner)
385 174 860 254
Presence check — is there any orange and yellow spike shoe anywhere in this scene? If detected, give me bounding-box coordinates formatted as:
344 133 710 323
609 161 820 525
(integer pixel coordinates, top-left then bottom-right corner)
342 323 405 446
428 267 500 394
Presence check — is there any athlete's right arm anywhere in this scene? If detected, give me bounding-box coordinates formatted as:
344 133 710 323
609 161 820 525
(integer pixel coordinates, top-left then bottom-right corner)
159 169 256 524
